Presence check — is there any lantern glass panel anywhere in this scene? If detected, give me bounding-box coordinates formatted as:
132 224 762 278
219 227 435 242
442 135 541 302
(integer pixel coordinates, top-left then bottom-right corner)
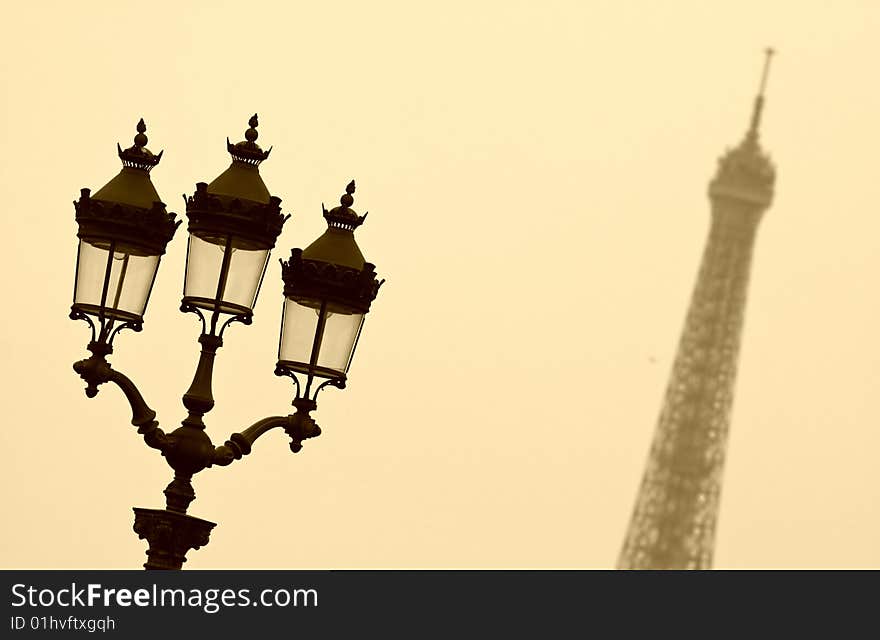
183 233 224 304
74 238 159 320
226 241 270 310
278 298 320 369
278 298 364 378
319 306 364 374
183 232 269 314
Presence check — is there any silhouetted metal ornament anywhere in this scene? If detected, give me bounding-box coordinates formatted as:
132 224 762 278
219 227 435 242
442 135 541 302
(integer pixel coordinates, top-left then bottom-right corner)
182 114 289 333
69 120 385 571
276 180 383 399
133 508 215 570
70 119 180 345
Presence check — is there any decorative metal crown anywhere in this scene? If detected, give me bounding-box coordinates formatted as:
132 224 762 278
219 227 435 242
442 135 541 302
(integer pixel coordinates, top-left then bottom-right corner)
185 182 288 248
226 114 272 165
74 187 180 254
117 118 163 171
281 248 383 314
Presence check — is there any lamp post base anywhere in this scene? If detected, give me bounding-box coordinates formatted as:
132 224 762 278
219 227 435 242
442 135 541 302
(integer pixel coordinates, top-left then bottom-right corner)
132 508 216 570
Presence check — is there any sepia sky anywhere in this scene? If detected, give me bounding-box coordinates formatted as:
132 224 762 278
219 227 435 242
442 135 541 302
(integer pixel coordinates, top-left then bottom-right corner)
1 1 878 569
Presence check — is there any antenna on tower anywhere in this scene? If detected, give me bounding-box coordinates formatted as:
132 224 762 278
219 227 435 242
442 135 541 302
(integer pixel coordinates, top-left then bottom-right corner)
748 47 775 140
758 47 775 95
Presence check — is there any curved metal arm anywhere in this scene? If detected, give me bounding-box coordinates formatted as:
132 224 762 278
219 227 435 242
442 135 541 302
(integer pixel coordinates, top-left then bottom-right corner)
212 399 323 467
72 343 169 452
212 416 288 466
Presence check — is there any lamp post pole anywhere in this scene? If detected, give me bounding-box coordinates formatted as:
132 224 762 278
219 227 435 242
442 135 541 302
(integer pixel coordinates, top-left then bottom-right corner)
70 117 383 569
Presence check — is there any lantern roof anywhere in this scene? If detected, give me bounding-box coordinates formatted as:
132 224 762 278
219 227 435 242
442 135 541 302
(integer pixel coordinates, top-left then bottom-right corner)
91 119 164 210
281 181 382 315
301 181 368 270
206 114 272 204
75 119 179 255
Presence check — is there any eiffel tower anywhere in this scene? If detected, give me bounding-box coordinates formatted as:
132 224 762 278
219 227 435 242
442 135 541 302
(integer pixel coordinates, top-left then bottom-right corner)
618 50 777 569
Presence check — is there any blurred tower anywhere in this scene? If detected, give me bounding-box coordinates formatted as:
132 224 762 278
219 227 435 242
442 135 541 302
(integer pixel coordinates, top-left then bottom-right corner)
618 50 777 569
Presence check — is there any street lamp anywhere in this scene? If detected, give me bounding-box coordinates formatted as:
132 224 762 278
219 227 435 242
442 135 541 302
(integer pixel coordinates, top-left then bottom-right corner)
71 118 178 353
70 117 383 569
274 180 383 439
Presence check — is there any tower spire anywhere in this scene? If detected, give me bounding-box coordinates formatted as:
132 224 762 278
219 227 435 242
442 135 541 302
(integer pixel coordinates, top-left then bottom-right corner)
748 48 775 140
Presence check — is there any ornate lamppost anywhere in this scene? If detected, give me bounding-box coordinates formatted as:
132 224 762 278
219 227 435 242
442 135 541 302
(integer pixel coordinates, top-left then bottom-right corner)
70 117 383 569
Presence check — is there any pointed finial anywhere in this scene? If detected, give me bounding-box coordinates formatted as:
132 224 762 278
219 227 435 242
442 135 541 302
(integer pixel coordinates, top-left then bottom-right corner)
227 113 270 163
340 180 356 207
117 118 162 170
245 113 259 142
133 118 148 148
322 180 367 229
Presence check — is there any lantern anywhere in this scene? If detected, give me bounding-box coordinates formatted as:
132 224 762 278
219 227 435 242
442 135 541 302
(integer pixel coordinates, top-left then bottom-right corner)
182 114 287 334
71 119 179 344
277 181 382 398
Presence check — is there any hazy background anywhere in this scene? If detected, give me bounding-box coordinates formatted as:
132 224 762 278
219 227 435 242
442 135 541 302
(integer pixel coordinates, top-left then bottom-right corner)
1 1 878 569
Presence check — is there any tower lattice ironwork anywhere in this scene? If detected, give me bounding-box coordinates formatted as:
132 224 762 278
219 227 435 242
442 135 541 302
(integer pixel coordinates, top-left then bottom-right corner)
618 50 777 570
